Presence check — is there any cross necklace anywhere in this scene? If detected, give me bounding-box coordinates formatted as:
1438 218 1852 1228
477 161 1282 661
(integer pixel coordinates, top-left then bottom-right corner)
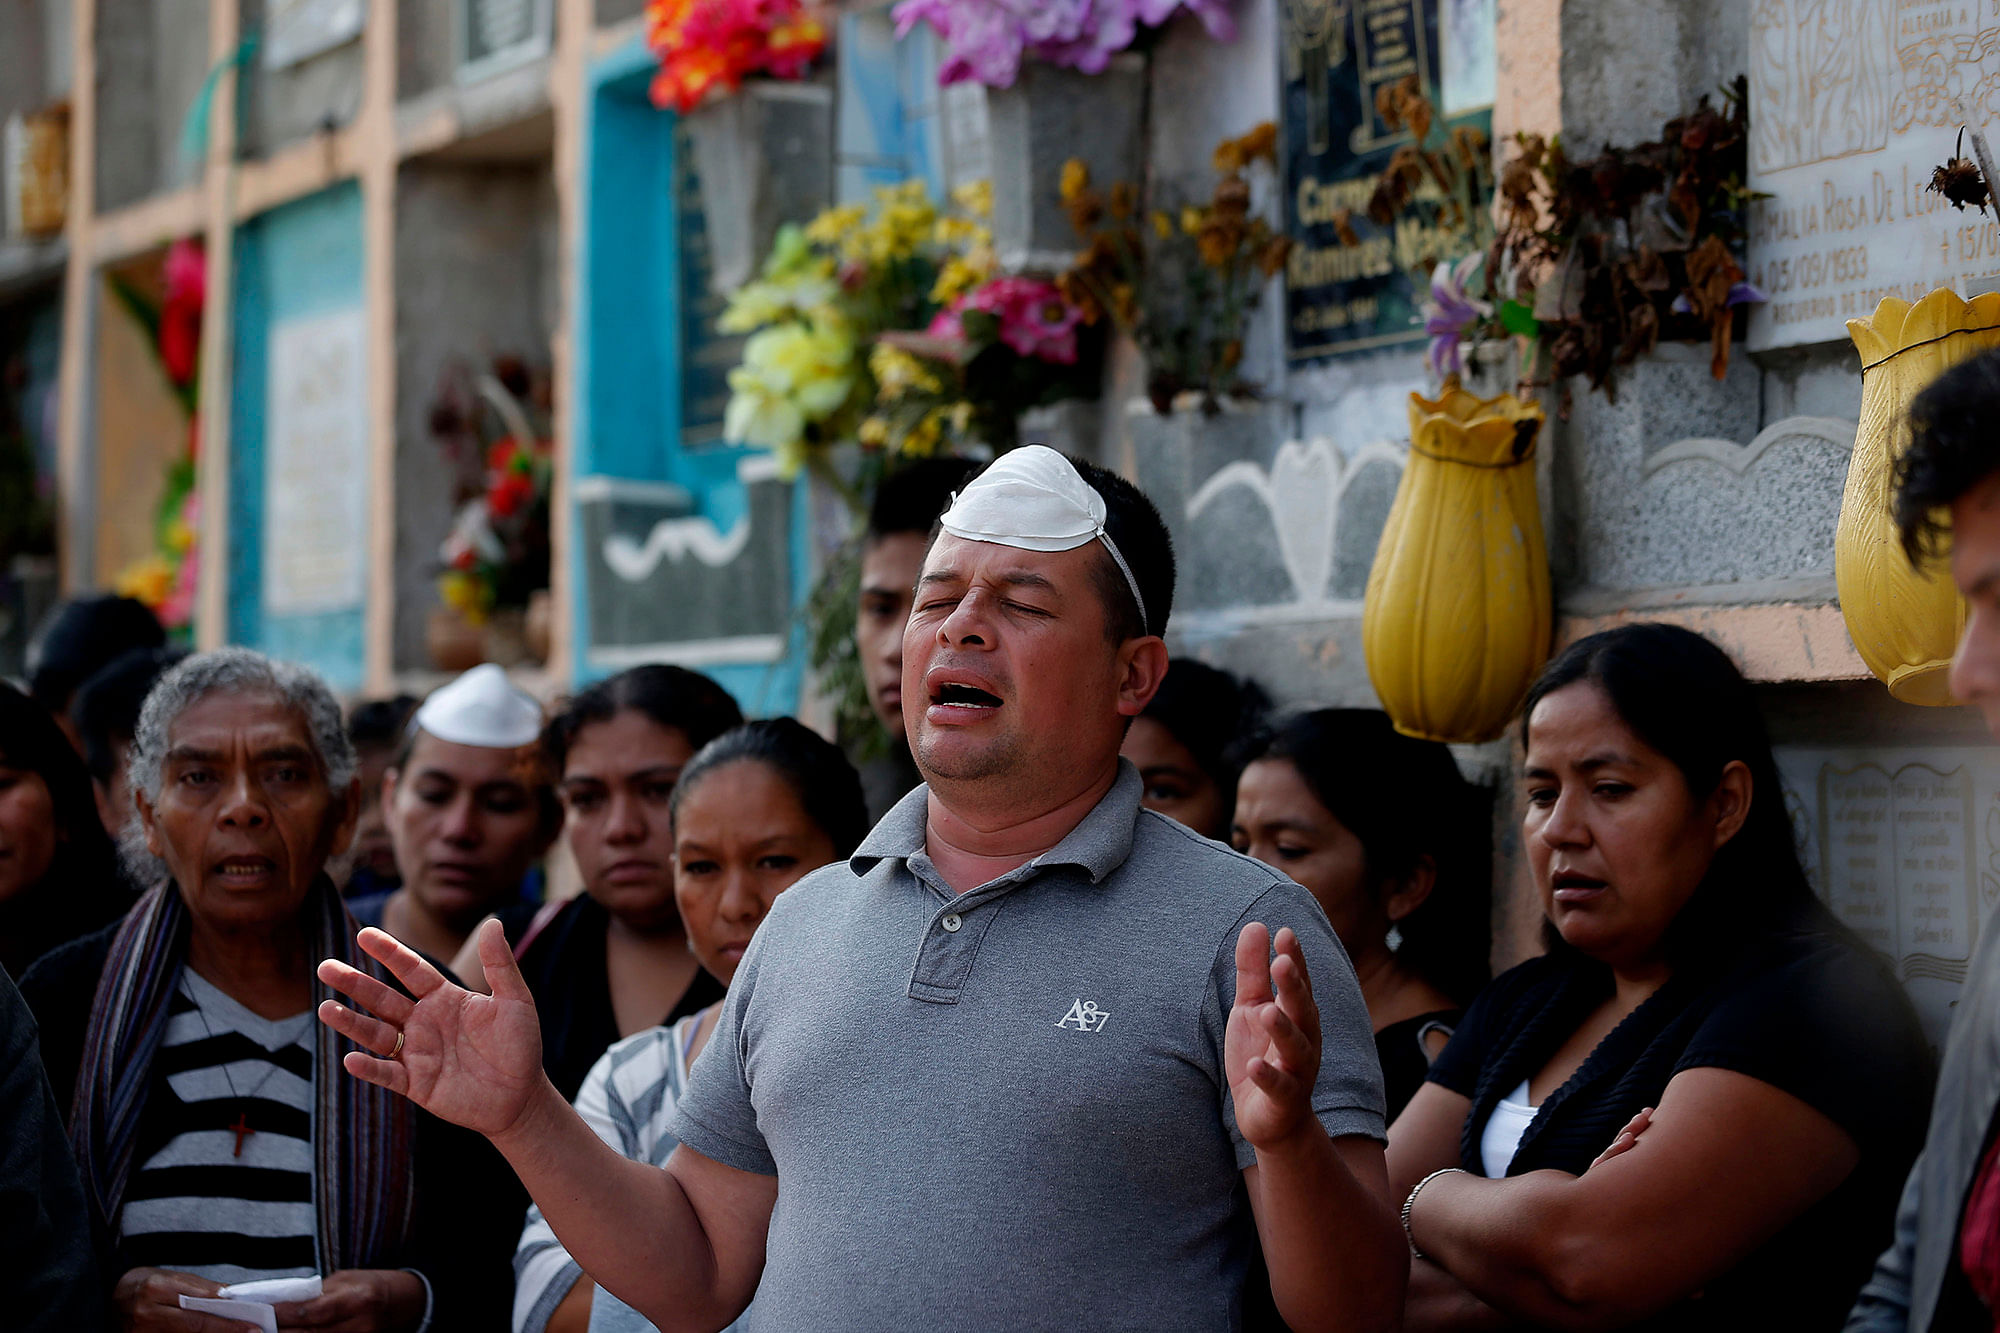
178 976 314 1157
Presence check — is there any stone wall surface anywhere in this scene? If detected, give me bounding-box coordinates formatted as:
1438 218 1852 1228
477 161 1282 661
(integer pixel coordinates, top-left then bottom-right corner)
239 0 365 158
96 0 211 210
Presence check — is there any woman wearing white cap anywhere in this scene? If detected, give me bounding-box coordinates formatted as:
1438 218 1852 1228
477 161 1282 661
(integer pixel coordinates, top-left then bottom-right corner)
349 665 562 966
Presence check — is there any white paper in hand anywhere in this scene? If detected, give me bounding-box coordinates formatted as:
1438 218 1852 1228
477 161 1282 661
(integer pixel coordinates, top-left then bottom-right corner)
178 1275 322 1331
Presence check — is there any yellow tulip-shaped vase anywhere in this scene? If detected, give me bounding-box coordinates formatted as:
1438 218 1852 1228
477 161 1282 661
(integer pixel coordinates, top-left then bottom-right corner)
1364 386 1551 744
1840 290 1991 705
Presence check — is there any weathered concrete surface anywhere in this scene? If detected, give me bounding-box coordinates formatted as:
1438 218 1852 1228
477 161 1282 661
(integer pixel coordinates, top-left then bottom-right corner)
391 160 558 671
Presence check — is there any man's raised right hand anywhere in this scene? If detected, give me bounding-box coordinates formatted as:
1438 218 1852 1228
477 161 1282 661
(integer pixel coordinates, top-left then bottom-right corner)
317 919 546 1140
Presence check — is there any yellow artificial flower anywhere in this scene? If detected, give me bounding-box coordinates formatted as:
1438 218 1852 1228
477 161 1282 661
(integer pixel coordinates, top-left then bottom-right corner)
930 255 986 304
1151 210 1173 239
951 179 993 219
1181 206 1205 235
116 555 174 609
1060 160 1089 205
722 320 857 460
438 569 493 625
718 263 839 334
870 344 943 401
899 407 946 457
166 517 196 554
933 215 989 249
858 415 891 449
804 203 867 247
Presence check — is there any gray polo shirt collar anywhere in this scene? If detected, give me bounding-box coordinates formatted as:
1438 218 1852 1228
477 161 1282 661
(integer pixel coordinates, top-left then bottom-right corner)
851 763 1145 1004
849 760 1143 888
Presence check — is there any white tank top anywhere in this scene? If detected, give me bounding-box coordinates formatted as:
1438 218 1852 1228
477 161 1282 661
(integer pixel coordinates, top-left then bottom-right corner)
1479 1078 1538 1177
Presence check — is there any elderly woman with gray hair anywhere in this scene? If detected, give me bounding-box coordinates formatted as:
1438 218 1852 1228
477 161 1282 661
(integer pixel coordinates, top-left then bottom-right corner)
22 648 515 1333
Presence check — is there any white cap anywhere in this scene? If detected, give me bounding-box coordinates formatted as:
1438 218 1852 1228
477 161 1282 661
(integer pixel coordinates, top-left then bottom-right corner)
937 445 1148 631
412 663 543 749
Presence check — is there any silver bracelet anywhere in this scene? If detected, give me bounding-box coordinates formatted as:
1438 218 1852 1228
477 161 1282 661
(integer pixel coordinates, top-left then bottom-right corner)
1401 1167 1468 1260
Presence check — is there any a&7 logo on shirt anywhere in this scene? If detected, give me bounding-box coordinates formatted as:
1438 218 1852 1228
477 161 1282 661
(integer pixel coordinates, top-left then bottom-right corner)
1057 1000 1110 1032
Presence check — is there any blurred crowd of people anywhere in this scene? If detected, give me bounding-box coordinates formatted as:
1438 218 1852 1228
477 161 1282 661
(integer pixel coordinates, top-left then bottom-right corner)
5 352 2000 1333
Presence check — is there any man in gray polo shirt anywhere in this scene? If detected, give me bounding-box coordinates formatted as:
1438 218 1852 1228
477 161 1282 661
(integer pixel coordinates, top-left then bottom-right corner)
318 447 1406 1332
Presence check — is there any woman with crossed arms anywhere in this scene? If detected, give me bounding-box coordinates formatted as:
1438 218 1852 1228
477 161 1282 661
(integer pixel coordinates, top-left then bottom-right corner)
1390 624 1932 1331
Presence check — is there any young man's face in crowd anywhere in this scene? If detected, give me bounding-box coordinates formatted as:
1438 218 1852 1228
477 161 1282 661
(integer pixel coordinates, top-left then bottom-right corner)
857 532 930 742
1949 468 2000 739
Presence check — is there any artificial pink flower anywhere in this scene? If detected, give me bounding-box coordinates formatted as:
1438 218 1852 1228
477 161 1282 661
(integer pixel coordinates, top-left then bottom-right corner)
962 277 1083 363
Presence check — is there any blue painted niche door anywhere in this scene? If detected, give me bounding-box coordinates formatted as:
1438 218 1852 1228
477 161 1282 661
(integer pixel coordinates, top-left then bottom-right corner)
572 41 828 715
229 183 370 694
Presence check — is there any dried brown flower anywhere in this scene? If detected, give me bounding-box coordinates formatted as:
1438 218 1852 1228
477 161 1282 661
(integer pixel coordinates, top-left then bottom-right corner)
1255 234 1292 277
1238 122 1278 163
1331 208 1361 247
1109 180 1137 220
1212 176 1252 218
1450 125 1489 173
1623 245 1671 293
1421 150 1456 198
1931 157 1991 213
1066 189 1105 233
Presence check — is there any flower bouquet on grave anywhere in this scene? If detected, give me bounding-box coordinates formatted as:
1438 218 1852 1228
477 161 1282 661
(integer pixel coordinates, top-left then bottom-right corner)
1420 77 1767 405
109 237 206 635
644 0 828 113
890 0 1238 89
1058 122 1290 414
429 359 553 667
720 179 978 494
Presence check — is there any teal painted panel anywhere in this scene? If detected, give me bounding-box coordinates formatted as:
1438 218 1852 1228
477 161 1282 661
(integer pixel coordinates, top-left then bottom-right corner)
573 42 817 717
228 182 368 693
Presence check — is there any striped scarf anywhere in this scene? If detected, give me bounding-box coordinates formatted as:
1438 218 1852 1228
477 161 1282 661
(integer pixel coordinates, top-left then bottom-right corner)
69 877 416 1271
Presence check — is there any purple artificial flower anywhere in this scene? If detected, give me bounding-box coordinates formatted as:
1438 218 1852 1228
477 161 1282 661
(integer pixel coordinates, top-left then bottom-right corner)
897 0 1235 89
1669 281 1769 315
1423 253 1491 378
894 0 1027 87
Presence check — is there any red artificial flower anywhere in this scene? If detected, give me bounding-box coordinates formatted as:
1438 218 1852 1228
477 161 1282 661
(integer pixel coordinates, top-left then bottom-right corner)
488 471 535 518
645 0 828 114
160 296 201 387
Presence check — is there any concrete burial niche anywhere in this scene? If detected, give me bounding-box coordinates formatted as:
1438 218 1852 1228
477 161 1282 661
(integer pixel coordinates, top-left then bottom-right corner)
94 0 213 211
238 0 365 159
392 150 559 673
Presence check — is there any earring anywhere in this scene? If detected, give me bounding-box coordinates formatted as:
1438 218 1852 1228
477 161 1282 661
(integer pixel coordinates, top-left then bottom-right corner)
1385 924 1404 953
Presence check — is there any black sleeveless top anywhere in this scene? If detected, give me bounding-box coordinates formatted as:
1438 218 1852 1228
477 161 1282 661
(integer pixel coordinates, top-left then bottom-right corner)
1375 1008 1459 1122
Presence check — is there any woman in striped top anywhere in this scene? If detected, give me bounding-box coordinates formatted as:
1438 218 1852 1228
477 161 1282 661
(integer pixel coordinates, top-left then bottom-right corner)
513 719 868 1333
24 649 519 1331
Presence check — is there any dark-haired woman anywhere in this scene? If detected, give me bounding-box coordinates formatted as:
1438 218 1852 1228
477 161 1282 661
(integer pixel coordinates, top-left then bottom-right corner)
1389 623 1932 1332
513 718 867 1333
1120 660 1269 840
1232 710 1488 1119
454 664 745 1102
0 683 131 978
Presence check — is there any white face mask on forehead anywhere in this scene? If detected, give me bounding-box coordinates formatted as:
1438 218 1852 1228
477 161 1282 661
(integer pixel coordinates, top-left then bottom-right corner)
937 446 1149 632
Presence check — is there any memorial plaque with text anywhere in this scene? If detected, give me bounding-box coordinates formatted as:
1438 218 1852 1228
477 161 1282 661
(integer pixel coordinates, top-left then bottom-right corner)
1777 745 2000 1051
1280 0 1494 361
1747 0 2000 350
